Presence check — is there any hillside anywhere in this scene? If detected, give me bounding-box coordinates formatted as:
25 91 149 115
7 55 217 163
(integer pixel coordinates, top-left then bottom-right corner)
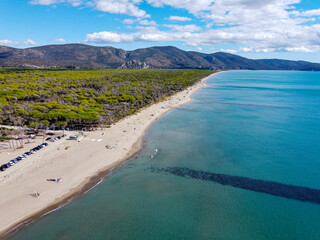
1 44 319 71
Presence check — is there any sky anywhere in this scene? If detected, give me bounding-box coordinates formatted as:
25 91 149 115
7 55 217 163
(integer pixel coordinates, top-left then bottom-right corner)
1 0 320 62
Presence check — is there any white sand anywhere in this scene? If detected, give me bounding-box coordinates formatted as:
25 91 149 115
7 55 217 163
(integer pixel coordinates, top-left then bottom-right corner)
0 73 214 236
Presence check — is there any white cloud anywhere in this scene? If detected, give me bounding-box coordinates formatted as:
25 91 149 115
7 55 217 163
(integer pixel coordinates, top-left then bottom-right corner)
85 21 320 54
239 46 317 53
123 18 136 24
284 46 315 52
29 0 320 54
167 16 191 21
163 24 202 32
139 20 156 25
0 40 16 46
239 47 275 53
0 39 37 47
94 0 148 18
29 0 82 6
53 38 66 43
220 49 238 54
123 18 157 26
25 39 37 45
85 24 203 44
85 31 135 43
29 0 61 5
291 8 320 17
146 0 214 15
184 42 198 47
85 27 188 43
67 0 83 6
30 0 149 17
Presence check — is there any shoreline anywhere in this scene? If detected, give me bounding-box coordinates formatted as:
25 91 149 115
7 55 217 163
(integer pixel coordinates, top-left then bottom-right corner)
0 72 217 238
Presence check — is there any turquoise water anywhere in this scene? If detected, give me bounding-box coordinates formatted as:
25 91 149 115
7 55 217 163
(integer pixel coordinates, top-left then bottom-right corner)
7 71 320 240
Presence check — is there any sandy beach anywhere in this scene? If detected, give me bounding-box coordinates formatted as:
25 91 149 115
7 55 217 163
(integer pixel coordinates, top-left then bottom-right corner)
0 73 215 238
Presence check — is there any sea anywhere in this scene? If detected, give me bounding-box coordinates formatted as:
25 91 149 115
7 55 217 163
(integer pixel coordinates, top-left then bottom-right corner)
7 71 320 240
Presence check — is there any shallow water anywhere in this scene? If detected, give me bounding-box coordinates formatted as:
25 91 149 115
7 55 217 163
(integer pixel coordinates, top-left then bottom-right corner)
7 71 320 240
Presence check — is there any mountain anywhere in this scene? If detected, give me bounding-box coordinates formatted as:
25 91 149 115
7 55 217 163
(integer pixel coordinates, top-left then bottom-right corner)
0 44 319 71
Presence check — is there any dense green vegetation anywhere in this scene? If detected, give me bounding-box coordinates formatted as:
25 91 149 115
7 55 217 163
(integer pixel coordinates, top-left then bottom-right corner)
0 68 213 129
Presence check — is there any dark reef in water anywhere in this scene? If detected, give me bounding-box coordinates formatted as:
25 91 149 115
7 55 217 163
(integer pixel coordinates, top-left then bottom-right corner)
152 167 320 205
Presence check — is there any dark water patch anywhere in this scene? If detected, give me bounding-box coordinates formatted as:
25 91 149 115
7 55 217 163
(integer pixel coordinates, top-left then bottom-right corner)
200 100 290 109
152 167 320 205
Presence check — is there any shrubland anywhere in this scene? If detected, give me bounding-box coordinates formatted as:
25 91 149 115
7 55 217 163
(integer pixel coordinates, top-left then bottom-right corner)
0 68 213 129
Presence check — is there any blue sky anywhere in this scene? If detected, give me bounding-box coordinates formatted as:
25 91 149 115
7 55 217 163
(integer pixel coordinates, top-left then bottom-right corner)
1 0 320 62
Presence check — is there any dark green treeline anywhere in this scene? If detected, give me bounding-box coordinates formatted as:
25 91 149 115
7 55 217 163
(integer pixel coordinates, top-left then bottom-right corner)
0 68 213 129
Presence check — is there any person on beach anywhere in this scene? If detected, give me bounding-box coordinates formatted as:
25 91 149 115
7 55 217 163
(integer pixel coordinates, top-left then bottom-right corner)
47 178 62 183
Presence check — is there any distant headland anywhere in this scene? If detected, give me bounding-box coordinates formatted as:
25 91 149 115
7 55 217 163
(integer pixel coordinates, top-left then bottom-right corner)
1 44 320 71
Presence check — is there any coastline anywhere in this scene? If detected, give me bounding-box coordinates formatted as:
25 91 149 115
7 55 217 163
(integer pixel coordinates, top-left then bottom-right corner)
0 72 216 238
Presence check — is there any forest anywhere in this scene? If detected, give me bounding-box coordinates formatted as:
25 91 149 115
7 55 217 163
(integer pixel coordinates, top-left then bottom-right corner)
0 68 213 130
